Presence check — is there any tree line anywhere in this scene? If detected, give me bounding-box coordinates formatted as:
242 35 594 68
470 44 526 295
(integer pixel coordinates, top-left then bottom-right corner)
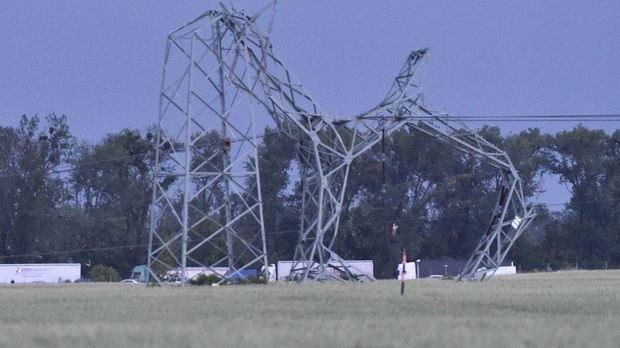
1 114 618 278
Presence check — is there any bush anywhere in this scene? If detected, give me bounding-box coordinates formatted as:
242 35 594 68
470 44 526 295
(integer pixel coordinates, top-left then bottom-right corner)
241 276 267 284
89 265 121 282
189 273 221 286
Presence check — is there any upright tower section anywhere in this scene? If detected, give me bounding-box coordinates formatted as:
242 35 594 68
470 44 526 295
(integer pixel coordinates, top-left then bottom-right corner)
147 10 269 285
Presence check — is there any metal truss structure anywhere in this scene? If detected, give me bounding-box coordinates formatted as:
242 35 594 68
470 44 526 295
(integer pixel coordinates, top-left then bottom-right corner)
147 3 536 284
402 119 537 280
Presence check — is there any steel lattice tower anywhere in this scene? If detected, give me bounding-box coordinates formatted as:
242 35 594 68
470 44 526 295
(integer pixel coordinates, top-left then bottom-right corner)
147 3 536 284
147 7 271 285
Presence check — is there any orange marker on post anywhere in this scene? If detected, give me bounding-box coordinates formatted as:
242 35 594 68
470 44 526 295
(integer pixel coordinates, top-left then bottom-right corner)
400 248 407 295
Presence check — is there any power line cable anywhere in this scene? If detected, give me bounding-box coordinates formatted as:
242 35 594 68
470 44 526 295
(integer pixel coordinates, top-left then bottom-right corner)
0 151 152 179
1 114 618 179
0 243 151 261
0 194 614 261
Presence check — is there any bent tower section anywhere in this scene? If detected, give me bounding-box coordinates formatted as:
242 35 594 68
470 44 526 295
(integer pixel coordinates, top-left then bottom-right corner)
147 4 536 284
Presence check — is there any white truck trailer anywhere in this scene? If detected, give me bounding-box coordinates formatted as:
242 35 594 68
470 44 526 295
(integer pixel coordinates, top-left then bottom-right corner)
276 260 374 281
396 262 417 280
0 263 81 284
493 264 517 276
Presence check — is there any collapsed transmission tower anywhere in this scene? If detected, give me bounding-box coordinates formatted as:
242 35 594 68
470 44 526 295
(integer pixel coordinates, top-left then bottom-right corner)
147 3 536 285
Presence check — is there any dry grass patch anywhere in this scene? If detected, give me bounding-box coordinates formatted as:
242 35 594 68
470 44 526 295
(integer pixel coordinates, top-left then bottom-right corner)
0 270 619 347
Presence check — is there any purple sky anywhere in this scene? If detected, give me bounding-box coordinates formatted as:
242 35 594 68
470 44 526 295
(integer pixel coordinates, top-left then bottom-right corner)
1 1 619 207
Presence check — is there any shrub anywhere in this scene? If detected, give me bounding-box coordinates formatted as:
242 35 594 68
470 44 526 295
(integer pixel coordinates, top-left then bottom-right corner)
189 273 221 286
89 265 121 282
243 276 267 284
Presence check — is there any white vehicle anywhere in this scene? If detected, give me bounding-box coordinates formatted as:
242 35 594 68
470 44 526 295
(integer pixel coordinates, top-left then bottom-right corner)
276 260 374 281
0 263 81 284
396 262 417 280
475 263 517 277
120 279 140 284
494 263 517 276
261 264 276 282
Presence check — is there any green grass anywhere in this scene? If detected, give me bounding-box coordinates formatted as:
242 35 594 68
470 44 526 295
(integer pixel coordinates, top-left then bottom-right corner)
1 270 619 347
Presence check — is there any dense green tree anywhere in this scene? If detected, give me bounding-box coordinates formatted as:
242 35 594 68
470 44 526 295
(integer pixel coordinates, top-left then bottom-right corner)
503 128 554 197
256 128 298 261
542 127 620 268
2 113 619 278
70 130 155 275
0 114 74 262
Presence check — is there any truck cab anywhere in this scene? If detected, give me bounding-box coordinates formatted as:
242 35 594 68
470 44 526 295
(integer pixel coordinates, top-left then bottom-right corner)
130 265 148 283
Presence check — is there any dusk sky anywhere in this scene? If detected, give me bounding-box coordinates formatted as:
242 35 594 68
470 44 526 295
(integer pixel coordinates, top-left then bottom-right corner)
1 1 619 206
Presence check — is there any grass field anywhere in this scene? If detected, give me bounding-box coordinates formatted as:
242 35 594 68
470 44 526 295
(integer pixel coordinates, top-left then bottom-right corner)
0 270 619 347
